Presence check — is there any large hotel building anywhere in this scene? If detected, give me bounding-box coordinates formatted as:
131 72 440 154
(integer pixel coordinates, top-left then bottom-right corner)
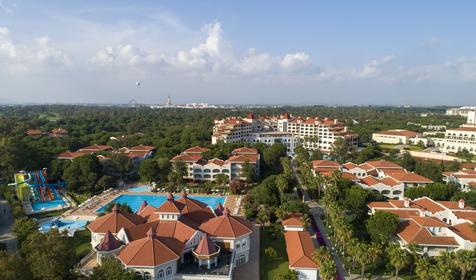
211 112 358 156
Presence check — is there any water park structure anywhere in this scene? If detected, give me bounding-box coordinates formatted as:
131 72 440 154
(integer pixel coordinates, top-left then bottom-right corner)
12 169 71 214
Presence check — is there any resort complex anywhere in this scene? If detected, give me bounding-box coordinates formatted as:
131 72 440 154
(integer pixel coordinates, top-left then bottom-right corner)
433 110 476 155
86 191 253 280
171 147 260 182
368 197 476 256
211 112 358 156
311 160 433 199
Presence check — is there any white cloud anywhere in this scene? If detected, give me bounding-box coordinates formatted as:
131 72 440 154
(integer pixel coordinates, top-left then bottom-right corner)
238 48 274 74
280 52 310 71
0 28 71 73
316 54 395 81
0 26 9 35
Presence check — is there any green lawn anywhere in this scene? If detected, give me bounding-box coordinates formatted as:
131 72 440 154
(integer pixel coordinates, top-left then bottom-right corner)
260 226 289 280
70 230 92 261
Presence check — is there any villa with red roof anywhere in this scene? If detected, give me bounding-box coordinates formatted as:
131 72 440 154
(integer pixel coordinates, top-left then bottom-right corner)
444 167 476 192
171 147 260 182
312 160 432 199
85 190 252 279
281 214 319 280
57 144 155 162
368 197 476 256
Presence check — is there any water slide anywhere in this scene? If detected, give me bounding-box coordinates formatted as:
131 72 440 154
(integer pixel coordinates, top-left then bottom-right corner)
45 187 55 200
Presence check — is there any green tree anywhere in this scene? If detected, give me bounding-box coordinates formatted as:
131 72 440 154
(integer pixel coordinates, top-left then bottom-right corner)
22 230 76 280
214 173 229 186
400 152 416 171
157 157 171 182
415 160 443 182
63 154 101 193
96 175 115 192
172 160 187 177
89 258 137 280
366 211 399 244
453 250 476 280
139 158 160 183
229 179 246 194
330 138 354 163
264 246 277 258
12 217 38 247
387 244 410 278
295 145 309 164
240 160 256 183
276 269 299 280
0 251 32 280
103 203 132 213
415 256 432 280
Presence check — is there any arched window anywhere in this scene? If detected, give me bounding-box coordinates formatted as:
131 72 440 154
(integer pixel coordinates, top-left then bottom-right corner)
393 190 402 195
204 174 211 179
213 169 220 173
158 270 164 279
222 169 229 173
135 271 142 278
166 267 173 276
203 169 211 173
381 190 390 195
193 174 202 179
144 272 151 280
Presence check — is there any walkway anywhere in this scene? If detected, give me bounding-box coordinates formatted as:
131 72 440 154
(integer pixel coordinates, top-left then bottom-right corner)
291 159 348 280
233 224 260 280
0 199 17 251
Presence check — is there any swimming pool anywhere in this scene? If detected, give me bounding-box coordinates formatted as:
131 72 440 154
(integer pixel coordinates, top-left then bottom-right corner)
96 194 226 213
128 185 151 192
38 218 88 236
31 197 67 212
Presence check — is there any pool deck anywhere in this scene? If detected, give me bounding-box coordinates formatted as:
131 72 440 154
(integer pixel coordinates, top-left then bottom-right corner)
67 186 245 220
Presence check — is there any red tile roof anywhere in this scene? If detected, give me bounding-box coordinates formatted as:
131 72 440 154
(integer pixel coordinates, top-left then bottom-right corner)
450 223 476 242
118 228 180 267
374 130 420 137
397 220 458 246
284 231 319 269
183 146 210 154
199 208 252 238
194 233 219 256
129 145 156 151
363 160 404 170
311 160 341 168
384 170 433 183
79 144 112 152
87 206 145 233
95 230 123 251
227 154 259 163
232 147 258 155
156 194 184 214
282 213 304 227
171 153 203 162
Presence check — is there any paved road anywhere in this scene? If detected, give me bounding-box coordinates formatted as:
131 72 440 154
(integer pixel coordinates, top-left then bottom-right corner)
0 199 17 251
291 159 348 280
233 224 260 280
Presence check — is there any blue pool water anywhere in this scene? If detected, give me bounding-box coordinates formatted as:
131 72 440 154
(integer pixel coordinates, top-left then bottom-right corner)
96 194 226 213
31 197 67 211
128 185 151 192
38 218 88 234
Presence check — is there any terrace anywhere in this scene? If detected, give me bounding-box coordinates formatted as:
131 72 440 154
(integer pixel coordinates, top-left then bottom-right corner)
178 251 233 277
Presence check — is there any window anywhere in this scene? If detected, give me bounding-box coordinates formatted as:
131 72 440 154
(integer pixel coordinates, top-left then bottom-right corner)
166 267 172 276
158 270 164 279
144 272 151 280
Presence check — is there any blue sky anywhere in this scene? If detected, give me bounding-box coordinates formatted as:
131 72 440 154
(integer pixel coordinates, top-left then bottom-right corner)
0 0 475 105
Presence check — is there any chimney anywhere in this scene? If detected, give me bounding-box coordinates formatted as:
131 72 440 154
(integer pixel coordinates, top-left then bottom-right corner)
459 198 465 209
419 209 425 217
404 198 410 208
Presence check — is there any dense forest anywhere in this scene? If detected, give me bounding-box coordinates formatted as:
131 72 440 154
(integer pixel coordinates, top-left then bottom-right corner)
0 104 465 184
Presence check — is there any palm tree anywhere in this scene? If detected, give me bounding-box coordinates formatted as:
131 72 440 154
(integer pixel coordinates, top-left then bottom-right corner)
406 243 422 274
354 242 372 280
415 256 432 280
387 244 410 278
320 259 337 280
453 250 476 280
315 173 325 199
274 206 288 222
432 252 455 280
300 215 311 229
312 247 332 266
367 243 382 275
346 238 359 271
